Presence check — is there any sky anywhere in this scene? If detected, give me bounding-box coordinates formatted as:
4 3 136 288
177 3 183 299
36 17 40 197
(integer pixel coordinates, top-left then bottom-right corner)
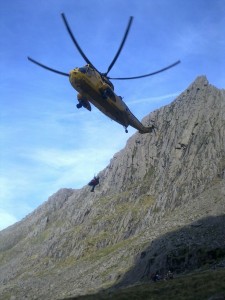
0 0 224 230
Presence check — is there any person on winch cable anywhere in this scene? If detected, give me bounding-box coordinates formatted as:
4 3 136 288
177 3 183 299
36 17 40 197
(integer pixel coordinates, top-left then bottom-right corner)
88 176 100 192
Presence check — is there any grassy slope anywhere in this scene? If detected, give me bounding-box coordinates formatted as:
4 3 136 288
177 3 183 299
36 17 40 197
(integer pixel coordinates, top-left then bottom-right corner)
62 268 225 300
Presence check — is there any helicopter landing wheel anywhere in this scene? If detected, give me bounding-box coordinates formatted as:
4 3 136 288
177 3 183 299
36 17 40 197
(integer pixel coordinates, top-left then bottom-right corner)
76 102 82 109
125 128 128 133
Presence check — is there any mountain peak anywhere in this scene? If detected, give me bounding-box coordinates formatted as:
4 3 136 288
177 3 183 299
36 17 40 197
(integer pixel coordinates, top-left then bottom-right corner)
0 76 224 300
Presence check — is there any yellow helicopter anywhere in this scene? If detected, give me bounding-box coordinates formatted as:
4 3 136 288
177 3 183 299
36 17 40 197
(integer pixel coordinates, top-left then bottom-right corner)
28 13 180 134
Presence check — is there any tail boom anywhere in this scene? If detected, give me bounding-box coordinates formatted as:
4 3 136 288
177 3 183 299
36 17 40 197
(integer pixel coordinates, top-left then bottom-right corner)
126 110 155 134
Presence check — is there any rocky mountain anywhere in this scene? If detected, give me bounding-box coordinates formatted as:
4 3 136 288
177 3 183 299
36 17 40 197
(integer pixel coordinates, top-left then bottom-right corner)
0 76 225 300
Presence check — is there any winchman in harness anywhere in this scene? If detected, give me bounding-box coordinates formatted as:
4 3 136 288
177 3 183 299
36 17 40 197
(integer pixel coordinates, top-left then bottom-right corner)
88 176 100 192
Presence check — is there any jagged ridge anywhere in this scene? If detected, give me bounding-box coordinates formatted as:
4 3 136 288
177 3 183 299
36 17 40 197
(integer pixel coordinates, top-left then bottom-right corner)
0 76 225 300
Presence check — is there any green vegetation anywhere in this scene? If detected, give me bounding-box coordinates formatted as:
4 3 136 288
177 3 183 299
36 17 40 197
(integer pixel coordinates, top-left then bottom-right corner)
143 167 155 181
63 268 225 300
84 235 139 262
73 191 156 262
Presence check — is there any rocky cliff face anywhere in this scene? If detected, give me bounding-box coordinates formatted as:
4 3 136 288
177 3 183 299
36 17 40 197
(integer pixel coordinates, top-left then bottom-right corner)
0 76 225 300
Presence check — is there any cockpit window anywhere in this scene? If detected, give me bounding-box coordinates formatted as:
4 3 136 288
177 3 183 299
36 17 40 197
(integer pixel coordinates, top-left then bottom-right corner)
79 67 87 73
78 64 94 74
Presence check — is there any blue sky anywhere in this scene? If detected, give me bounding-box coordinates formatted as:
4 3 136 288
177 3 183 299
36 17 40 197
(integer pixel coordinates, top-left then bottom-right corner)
0 0 224 230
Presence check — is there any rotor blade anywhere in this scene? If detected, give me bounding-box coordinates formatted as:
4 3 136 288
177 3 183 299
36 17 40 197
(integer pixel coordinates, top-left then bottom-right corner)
61 13 98 71
108 60 181 80
27 57 69 77
106 16 133 76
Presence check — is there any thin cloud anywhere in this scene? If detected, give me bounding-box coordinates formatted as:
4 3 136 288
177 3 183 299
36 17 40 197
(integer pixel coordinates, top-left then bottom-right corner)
175 15 225 57
0 210 18 231
127 92 181 105
25 147 115 169
0 175 32 229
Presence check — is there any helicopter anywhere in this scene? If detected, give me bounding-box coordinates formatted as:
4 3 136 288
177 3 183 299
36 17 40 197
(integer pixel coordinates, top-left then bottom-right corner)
28 13 180 134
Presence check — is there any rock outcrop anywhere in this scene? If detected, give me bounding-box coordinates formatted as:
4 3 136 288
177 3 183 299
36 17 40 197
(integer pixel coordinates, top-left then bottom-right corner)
0 76 225 300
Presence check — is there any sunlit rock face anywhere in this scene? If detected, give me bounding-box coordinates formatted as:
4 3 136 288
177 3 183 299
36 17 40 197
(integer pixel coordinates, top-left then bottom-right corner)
0 76 225 300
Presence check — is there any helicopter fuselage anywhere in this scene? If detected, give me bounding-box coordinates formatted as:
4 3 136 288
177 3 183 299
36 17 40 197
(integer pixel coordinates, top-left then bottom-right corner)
69 65 152 133
28 14 180 134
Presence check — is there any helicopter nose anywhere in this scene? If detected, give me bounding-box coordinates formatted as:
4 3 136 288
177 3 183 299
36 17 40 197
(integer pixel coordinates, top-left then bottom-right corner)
70 68 80 76
69 70 76 80
69 69 79 88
